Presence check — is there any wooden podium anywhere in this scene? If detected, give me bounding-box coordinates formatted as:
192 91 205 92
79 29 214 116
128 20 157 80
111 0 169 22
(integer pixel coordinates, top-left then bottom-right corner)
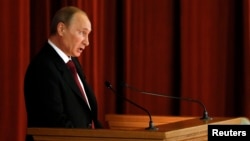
27 114 250 141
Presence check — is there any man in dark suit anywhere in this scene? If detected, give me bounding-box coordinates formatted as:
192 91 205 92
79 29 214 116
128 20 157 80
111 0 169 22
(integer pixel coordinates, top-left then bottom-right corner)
24 6 102 129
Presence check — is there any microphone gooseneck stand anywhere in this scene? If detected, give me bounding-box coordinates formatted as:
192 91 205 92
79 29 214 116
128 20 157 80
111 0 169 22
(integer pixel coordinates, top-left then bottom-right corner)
105 81 158 131
122 83 213 122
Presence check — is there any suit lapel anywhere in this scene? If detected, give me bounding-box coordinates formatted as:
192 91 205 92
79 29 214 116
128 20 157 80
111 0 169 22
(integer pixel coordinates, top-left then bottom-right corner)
46 45 89 108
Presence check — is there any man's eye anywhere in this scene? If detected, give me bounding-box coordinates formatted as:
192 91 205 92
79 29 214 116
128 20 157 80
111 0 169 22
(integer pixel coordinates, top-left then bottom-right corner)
80 31 87 35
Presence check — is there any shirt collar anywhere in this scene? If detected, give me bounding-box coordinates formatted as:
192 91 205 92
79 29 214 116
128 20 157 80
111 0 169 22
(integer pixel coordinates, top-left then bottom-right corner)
48 39 71 63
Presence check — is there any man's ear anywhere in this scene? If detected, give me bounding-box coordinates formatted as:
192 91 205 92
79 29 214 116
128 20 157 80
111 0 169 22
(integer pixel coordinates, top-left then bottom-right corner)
57 22 65 36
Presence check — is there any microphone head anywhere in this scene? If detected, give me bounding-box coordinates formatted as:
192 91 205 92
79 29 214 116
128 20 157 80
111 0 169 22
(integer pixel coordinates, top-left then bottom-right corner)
105 81 112 88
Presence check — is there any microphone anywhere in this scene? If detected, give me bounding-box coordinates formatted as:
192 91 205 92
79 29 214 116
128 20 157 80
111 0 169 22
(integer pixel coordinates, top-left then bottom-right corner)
105 81 158 131
121 82 213 121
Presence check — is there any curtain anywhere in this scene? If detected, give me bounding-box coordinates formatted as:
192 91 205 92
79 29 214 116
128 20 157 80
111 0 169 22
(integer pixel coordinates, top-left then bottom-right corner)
120 0 178 115
0 0 29 141
181 0 238 116
0 0 250 141
120 0 250 118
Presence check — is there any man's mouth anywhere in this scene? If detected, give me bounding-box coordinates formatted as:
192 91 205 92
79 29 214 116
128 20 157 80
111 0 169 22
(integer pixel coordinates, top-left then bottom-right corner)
79 47 84 51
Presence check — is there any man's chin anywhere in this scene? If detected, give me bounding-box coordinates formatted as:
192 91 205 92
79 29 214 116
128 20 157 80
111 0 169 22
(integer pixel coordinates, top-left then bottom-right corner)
73 53 82 57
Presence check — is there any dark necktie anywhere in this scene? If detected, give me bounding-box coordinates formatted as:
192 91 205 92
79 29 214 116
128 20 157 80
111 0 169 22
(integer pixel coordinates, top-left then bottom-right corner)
66 60 89 105
66 60 95 129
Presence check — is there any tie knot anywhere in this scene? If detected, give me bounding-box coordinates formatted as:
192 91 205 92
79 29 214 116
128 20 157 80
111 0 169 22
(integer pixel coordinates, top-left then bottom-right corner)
67 60 77 73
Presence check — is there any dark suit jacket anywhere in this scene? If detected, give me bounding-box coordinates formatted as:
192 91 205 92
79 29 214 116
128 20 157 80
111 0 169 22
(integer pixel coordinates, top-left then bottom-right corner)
24 42 102 128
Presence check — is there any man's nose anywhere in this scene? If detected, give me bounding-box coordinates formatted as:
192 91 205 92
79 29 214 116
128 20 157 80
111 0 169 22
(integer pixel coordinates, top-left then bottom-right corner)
82 37 89 46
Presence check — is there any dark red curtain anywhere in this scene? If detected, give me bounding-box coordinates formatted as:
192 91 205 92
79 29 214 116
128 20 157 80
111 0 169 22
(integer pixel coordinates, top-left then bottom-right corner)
0 0 29 141
243 0 250 116
1 0 250 141
120 0 178 115
180 0 238 116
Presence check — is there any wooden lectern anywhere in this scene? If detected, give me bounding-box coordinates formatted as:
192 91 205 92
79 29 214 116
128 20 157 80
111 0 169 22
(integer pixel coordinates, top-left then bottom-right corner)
27 114 250 141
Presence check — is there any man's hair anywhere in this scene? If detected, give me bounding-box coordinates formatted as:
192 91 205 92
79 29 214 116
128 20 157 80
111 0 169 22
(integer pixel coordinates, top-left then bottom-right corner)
50 6 87 35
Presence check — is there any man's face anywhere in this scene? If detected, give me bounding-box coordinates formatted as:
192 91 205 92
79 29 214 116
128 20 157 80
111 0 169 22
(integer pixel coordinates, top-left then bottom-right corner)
62 12 92 57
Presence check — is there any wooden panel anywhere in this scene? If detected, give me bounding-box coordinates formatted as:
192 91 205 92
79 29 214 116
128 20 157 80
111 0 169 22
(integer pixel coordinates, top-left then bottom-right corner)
105 114 196 130
27 128 167 141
